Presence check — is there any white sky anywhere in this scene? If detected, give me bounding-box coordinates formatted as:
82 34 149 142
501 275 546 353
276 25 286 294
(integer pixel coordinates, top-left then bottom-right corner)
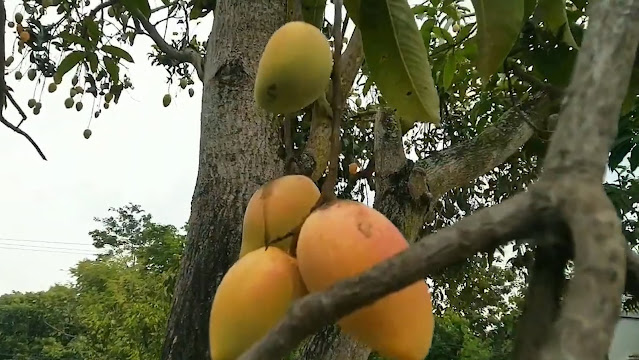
0 0 213 295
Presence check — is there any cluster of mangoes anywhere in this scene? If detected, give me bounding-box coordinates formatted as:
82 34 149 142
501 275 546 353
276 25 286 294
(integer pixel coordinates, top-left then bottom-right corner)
208 21 435 360
208 176 435 360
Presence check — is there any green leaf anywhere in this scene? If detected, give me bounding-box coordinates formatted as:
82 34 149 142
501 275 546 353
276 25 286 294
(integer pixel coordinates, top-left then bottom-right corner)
443 53 456 90
59 31 91 49
471 0 525 80
344 0 361 26
524 0 538 20
360 0 441 132
420 19 436 47
104 57 120 84
87 53 98 73
102 45 134 63
55 51 86 79
301 0 325 27
432 26 455 44
534 0 579 48
122 0 151 19
629 145 639 172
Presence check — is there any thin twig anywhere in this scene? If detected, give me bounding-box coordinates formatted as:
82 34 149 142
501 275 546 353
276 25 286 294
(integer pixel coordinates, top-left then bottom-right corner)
131 8 204 80
1 115 47 160
319 0 344 199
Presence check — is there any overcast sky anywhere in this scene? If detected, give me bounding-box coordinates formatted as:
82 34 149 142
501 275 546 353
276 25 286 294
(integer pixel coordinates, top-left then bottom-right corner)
0 0 213 295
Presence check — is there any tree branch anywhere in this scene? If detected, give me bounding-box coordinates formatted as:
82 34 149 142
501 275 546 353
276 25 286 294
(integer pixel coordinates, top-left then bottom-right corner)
131 8 205 80
409 91 558 202
0 0 46 160
534 1 639 359
291 28 364 180
237 191 547 360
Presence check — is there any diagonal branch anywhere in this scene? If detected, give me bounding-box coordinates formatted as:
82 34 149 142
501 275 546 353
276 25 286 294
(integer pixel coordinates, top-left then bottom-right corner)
131 8 205 80
237 190 547 360
409 91 558 202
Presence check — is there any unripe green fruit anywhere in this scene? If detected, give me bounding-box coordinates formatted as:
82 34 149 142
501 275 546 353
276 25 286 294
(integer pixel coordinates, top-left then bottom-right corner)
107 7 115 17
34 102 42 110
76 102 83 111
162 94 171 107
189 88 195 97
54 75 62 85
83 129 92 139
15 71 22 80
5 56 14 66
48 83 57 93
179 78 188 89
75 86 84 94
105 92 113 102
254 21 333 114
72 75 78 86
8 21 14 28
28 69 36 80
452 23 460 32
70 88 77 97
33 107 40 115
15 13 23 23
27 98 36 108
104 102 110 109
64 97 74 108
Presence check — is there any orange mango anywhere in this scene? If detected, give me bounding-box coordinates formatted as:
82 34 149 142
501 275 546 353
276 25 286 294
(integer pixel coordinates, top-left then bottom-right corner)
240 175 320 258
296 200 434 360
208 246 307 360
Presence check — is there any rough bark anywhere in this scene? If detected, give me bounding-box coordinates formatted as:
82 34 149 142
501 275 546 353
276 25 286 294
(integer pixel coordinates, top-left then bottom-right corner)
237 0 639 359
161 1 287 359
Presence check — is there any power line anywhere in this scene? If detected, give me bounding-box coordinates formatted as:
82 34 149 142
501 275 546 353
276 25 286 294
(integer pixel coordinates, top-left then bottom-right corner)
0 237 94 247
0 245 97 256
0 242 97 253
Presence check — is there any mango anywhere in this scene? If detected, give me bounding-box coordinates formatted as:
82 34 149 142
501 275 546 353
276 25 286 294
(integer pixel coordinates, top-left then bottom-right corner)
254 21 333 114
240 174 320 258
208 246 307 360
296 200 434 360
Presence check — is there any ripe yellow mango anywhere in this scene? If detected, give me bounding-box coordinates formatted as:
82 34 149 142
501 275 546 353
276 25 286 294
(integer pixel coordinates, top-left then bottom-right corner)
208 246 307 360
296 200 434 360
254 21 333 114
240 174 320 258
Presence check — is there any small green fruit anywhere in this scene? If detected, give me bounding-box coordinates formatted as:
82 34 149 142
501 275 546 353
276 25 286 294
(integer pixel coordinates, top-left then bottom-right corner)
27 98 36 108
27 69 36 80
162 94 171 107
64 97 74 108
75 86 84 94
76 102 83 111
83 129 92 139
72 75 78 86
180 78 188 89
104 102 110 109
48 83 57 93
70 88 77 97
33 107 40 115
8 21 14 28
34 102 42 110
15 13 23 23
105 92 113 103
107 7 115 17
189 88 195 97
452 23 460 32
15 71 22 80
54 74 62 85
5 56 14 66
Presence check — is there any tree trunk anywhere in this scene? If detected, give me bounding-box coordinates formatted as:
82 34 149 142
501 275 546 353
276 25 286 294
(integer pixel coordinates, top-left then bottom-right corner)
161 1 287 359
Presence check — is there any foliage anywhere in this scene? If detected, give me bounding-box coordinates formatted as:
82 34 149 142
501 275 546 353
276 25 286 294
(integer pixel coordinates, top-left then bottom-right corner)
0 204 186 360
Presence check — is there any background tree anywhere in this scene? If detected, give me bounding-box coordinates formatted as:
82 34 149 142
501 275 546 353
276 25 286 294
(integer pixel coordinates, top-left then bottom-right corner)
1 1 638 360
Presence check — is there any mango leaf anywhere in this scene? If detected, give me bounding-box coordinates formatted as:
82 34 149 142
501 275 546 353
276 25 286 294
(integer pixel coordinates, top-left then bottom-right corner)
443 53 456 90
301 0 325 27
534 0 579 48
630 145 639 172
59 31 91 49
55 51 86 79
621 69 639 116
344 0 361 26
122 0 151 19
102 45 134 63
86 53 98 73
420 19 436 47
471 0 525 81
104 57 120 84
524 0 537 20
360 0 441 132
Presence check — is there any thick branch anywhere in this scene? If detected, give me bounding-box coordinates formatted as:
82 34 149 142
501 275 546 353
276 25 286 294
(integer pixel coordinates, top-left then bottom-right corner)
535 1 639 359
409 91 557 202
627 246 639 299
131 9 204 80
291 28 364 179
238 191 547 360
